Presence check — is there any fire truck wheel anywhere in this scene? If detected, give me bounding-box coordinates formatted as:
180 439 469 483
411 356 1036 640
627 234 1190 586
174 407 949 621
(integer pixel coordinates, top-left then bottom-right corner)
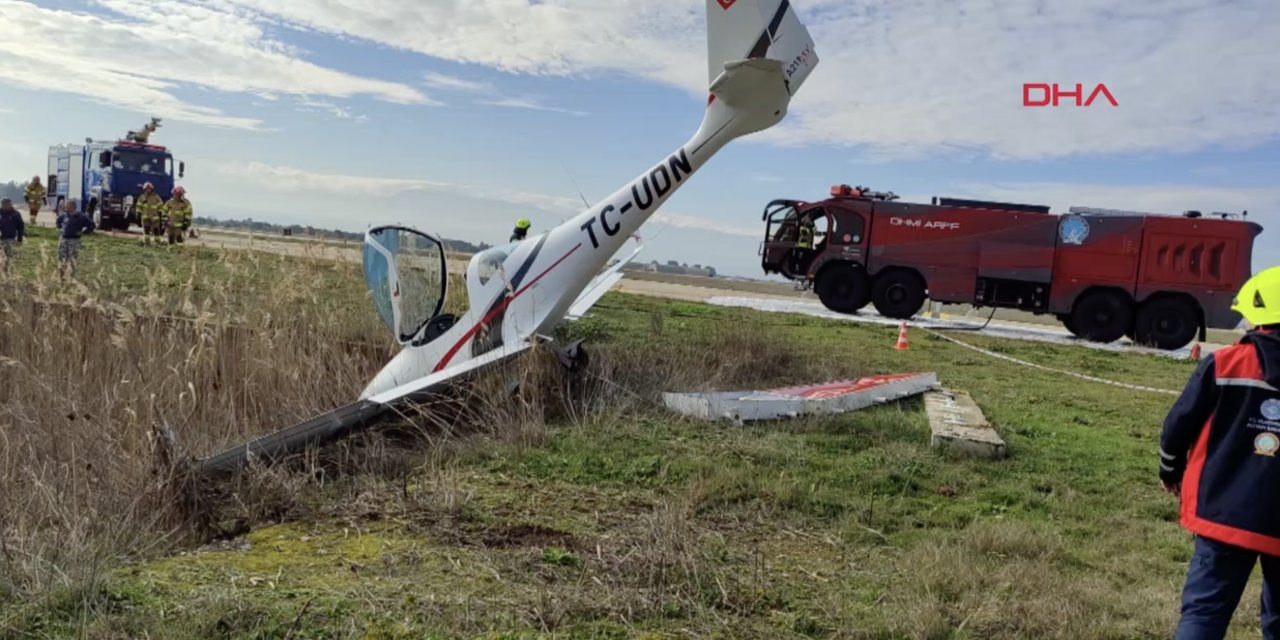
815 263 869 313
871 270 927 320
1133 298 1199 350
1070 290 1133 344
1057 314 1078 336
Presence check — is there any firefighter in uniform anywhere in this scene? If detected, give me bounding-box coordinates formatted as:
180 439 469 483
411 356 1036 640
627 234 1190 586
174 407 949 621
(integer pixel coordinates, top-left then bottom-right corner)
1160 266 1280 639
791 215 816 276
136 182 165 245
24 176 45 225
510 217 531 242
164 186 192 245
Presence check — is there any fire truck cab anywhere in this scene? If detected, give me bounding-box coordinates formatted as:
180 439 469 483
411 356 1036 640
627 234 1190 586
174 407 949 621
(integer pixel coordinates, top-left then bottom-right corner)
760 184 1264 350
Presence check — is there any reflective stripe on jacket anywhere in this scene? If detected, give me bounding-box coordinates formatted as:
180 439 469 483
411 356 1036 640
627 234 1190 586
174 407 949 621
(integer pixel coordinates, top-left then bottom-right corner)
1162 329 1280 554
136 193 165 221
165 199 192 227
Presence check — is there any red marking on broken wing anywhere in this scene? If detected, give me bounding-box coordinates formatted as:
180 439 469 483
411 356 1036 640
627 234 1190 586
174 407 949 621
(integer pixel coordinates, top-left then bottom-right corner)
707 93 716 106
431 243 584 373
718 0 736 8
764 374 927 399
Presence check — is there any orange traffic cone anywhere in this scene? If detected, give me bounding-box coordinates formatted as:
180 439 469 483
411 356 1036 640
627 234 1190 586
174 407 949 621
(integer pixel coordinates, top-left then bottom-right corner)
1190 343 1202 361
895 322 910 350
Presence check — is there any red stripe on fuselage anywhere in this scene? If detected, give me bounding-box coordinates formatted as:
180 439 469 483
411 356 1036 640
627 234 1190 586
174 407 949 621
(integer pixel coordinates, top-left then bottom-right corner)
432 243 583 372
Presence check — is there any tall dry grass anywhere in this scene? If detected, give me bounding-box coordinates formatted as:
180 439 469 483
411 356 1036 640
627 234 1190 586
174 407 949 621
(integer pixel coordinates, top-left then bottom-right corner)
0 240 822 616
0 248 391 605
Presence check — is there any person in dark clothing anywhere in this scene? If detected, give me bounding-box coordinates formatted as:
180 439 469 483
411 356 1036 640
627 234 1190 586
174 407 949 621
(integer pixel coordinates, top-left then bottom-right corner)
55 199 95 280
1161 266 1280 639
510 217 531 242
0 198 24 276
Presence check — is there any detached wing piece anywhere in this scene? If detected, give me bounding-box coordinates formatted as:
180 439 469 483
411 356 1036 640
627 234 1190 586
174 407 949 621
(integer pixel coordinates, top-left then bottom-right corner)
566 242 643 321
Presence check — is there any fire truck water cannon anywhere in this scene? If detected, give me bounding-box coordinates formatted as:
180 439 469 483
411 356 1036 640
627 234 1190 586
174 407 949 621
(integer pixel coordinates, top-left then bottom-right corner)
760 187 1263 350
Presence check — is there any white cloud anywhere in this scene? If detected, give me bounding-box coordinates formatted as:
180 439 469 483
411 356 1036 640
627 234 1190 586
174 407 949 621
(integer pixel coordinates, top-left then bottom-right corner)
650 212 758 238
0 0 434 130
297 99 355 120
215 161 584 214
212 160 758 239
760 0 1280 160
6 0 1272 158
479 97 588 117
215 0 1277 160
423 72 494 94
423 71 587 115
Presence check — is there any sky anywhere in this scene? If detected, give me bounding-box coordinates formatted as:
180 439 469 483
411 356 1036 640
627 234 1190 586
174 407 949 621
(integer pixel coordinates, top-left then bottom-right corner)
0 0 1277 279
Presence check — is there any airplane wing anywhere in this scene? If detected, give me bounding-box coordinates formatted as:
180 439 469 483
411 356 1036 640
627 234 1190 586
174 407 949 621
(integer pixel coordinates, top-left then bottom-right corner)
565 242 643 321
197 341 533 475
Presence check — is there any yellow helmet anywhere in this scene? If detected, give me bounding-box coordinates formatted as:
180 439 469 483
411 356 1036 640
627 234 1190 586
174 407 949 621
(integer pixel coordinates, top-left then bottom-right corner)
516 217 531 230
1233 266 1280 327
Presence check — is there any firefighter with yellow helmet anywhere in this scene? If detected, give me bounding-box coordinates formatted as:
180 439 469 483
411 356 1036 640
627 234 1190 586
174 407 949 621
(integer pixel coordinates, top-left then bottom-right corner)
1160 266 1280 637
136 182 165 245
24 176 45 225
164 186 193 245
510 217 532 242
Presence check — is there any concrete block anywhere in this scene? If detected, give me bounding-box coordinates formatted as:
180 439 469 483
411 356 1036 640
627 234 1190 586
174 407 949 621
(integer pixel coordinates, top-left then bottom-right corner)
925 388 1007 459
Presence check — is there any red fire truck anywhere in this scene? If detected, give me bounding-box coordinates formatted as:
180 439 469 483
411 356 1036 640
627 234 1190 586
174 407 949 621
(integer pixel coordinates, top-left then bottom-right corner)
760 185 1264 349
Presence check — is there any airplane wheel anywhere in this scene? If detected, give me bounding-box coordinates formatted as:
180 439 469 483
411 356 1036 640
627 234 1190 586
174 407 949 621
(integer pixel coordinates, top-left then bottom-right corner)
556 339 589 373
815 263 869 313
1070 290 1133 343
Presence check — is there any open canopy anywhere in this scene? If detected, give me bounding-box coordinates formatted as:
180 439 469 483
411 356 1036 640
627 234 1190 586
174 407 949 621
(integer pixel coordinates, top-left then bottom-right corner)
362 226 448 345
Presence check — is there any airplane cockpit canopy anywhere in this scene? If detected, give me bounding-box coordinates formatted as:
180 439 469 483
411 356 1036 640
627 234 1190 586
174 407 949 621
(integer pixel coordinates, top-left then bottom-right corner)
363 226 448 345
469 242 519 288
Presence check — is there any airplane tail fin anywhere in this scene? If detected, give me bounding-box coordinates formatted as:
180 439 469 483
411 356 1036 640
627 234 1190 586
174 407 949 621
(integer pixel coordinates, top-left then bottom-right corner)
696 0 818 144
706 0 818 97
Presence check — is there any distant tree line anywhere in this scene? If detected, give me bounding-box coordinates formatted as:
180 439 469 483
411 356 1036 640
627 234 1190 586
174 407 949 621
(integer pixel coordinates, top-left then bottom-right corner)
191 216 494 254
0 181 26 202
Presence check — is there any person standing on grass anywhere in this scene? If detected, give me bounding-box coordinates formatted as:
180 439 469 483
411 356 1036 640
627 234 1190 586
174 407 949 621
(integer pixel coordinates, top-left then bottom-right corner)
164 186 192 245
24 175 45 225
0 198 24 276
1160 266 1280 639
136 182 165 246
54 199 94 279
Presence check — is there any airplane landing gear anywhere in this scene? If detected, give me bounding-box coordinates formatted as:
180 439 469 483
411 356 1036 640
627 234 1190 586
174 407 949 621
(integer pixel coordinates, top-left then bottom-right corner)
554 339 589 374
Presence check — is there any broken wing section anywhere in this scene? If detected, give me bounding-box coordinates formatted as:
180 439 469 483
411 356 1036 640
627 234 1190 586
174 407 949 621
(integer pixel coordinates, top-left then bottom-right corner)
364 341 534 406
363 226 449 345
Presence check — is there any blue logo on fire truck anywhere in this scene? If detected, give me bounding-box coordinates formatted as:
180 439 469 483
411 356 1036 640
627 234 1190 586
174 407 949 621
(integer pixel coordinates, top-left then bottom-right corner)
1059 215 1090 246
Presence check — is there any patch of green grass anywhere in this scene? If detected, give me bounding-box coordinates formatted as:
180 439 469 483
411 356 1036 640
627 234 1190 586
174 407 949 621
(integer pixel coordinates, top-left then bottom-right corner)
8 233 1265 639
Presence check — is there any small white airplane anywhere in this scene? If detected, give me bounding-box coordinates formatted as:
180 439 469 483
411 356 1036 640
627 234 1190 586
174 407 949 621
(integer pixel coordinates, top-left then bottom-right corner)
199 0 820 473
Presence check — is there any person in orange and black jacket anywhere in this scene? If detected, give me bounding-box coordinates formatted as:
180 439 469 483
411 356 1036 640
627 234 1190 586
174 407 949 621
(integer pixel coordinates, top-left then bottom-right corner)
1161 265 1280 639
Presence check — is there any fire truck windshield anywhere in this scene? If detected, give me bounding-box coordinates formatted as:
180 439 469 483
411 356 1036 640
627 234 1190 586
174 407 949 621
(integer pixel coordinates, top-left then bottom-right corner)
112 152 170 176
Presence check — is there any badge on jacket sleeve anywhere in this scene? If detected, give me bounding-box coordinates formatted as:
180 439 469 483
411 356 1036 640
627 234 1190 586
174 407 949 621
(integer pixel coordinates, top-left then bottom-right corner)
1255 432 1280 457
1263 399 1280 422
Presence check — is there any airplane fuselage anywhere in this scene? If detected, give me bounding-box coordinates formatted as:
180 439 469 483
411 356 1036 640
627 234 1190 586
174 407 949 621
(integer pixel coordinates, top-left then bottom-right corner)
359 101 761 399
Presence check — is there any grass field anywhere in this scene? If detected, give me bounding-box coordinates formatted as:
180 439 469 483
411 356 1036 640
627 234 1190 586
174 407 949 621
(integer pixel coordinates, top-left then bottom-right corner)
0 227 1264 639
